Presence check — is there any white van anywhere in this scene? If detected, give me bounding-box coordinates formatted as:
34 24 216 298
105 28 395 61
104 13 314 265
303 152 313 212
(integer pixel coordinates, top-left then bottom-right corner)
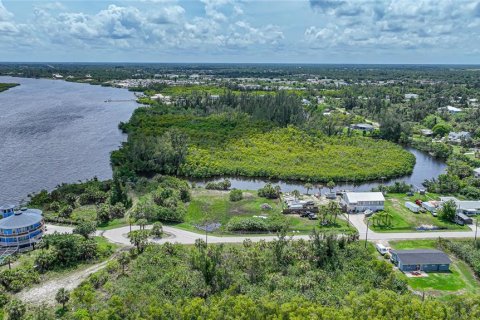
375 243 388 255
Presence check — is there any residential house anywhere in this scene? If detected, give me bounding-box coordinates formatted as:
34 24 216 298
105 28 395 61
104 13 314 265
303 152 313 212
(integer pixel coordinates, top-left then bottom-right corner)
420 129 433 137
474 168 480 178
341 192 385 212
448 131 471 144
351 123 375 132
404 93 419 100
440 197 480 216
391 249 451 272
438 105 463 114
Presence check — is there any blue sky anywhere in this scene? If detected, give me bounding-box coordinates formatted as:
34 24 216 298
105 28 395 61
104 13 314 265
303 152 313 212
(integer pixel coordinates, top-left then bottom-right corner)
1 0 480 63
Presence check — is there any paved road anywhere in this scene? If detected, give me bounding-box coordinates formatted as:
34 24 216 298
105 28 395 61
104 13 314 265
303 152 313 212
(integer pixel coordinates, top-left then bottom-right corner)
47 216 478 247
103 225 311 246
348 214 476 241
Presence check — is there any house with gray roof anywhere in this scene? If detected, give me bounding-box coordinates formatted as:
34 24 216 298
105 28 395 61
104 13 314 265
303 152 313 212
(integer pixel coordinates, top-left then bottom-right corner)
391 249 451 272
448 131 472 144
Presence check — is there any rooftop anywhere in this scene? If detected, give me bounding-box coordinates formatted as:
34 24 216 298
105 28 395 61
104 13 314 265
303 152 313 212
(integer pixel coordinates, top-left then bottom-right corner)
393 249 451 265
0 205 15 211
0 209 43 229
344 192 385 203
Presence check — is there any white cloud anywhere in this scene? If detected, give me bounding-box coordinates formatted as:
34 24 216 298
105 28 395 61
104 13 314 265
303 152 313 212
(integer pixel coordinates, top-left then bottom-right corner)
305 0 480 53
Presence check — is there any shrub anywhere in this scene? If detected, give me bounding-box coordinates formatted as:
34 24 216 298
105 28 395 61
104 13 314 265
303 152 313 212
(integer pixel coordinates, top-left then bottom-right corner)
205 179 231 190
226 215 288 233
151 222 164 238
229 189 243 202
258 183 280 199
59 205 73 218
226 217 269 232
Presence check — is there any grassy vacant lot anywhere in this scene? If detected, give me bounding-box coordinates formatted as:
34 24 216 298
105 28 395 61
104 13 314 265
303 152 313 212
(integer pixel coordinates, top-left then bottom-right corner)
389 239 480 295
175 188 352 235
370 193 469 232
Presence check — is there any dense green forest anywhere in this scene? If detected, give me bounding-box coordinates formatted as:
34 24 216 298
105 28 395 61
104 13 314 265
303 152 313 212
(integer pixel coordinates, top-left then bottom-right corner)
112 102 414 183
9 235 480 319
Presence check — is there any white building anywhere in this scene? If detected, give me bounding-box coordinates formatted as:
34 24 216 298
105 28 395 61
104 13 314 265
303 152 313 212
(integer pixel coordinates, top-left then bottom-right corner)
440 197 480 216
438 105 463 114
341 192 385 213
474 168 480 178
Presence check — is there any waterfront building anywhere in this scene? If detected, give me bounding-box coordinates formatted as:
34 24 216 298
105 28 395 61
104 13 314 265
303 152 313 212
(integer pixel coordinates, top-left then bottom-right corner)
0 207 45 251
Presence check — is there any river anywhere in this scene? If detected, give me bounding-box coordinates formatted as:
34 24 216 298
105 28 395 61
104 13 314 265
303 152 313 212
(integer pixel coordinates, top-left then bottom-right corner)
191 147 447 194
0 76 138 204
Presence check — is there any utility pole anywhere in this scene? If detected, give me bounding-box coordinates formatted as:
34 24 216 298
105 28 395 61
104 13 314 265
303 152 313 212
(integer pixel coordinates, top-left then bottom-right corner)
365 219 370 248
475 218 478 246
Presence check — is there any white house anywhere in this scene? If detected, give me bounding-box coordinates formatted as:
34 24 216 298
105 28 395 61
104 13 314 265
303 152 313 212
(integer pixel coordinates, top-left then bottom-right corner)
438 105 463 114
405 93 419 100
341 192 385 213
440 197 480 216
474 168 480 178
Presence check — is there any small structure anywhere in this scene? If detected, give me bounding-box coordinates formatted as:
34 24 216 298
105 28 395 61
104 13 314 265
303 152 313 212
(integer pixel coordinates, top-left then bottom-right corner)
421 201 437 214
405 93 419 100
448 131 472 144
405 201 420 213
474 168 480 178
351 123 374 132
420 129 433 137
341 192 385 212
455 212 473 225
438 105 463 114
0 207 45 251
440 197 480 216
391 249 451 272
0 205 15 219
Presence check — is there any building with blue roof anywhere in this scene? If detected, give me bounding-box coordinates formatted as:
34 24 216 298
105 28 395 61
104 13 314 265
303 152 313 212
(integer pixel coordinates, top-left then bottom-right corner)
0 206 45 251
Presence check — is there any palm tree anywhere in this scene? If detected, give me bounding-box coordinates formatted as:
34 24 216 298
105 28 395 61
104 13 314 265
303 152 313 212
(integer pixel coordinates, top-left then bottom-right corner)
327 180 336 193
274 185 282 198
304 183 313 195
4 256 13 270
118 252 131 274
137 218 148 230
55 288 70 310
384 211 393 228
292 189 301 200
127 215 136 233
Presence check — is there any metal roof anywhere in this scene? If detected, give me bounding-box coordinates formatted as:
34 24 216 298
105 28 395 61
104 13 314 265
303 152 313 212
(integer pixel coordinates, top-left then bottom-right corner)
0 209 43 229
345 192 385 203
393 249 451 265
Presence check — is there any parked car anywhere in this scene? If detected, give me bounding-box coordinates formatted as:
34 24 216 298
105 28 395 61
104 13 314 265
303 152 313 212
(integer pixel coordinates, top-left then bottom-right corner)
308 213 318 220
300 211 312 218
364 209 374 217
375 243 389 255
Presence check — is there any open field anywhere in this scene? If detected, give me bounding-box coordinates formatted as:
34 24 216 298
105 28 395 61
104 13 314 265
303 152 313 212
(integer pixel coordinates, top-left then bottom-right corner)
370 193 469 233
174 188 353 235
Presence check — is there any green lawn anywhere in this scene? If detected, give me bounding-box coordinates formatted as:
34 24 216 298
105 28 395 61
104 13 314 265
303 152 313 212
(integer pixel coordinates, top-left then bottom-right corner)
174 188 353 235
389 239 480 294
370 193 469 232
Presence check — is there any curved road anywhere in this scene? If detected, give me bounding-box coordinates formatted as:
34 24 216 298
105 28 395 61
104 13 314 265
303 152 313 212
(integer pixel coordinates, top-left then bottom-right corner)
46 214 477 247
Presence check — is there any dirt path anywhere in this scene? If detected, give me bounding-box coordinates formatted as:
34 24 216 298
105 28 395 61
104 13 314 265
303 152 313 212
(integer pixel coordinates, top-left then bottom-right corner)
16 259 112 305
